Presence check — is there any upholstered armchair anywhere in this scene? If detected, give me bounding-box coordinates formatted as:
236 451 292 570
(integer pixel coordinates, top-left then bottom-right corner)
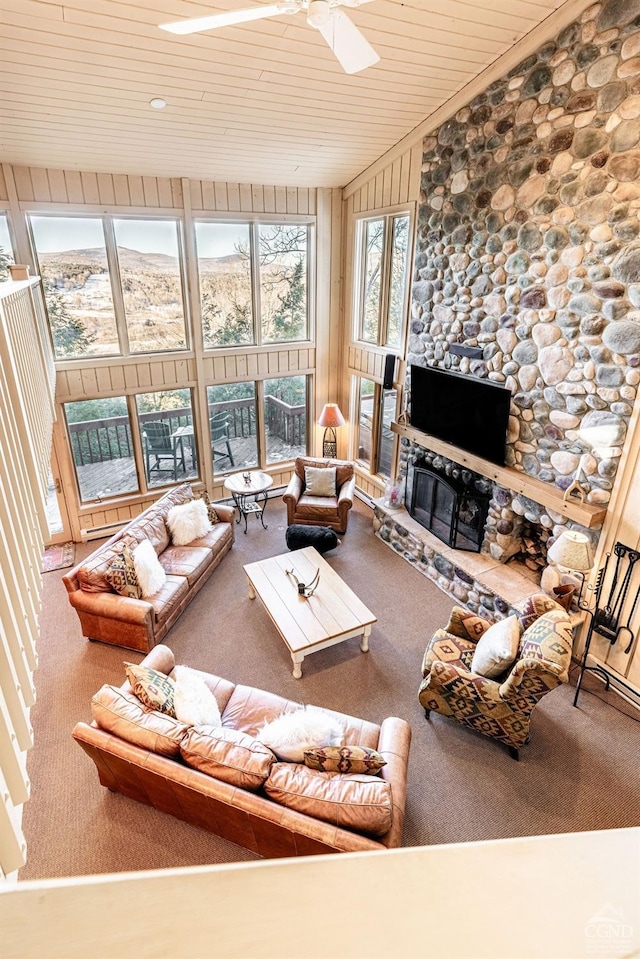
283 456 356 534
418 595 573 759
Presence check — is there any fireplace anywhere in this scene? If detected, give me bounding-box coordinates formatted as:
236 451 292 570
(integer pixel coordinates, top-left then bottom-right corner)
409 466 490 552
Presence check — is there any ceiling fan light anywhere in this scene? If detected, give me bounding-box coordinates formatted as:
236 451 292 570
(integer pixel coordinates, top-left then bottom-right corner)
307 0 331 28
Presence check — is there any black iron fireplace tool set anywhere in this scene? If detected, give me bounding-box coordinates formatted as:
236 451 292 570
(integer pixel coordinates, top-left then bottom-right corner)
574 541 640 707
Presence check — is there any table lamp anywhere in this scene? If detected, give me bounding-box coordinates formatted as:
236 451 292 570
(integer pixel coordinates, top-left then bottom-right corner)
547 530 594 608
318 403 345 458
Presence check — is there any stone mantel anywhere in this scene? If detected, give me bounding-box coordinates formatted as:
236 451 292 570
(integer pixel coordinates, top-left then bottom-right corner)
391 422 606 529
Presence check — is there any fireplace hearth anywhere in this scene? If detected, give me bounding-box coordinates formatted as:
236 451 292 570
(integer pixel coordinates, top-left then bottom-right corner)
409 466 490 552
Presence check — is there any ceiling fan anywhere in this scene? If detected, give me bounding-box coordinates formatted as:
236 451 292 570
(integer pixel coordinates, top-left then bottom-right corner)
159 0 380 75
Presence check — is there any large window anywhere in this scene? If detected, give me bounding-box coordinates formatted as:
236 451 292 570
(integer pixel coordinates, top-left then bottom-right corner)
196 220 310 348
355 212 411 348
353 377 399 480
64 397 139 503
0 214 15 280
30 214 188 360
207 382 258 471
113 218 187 353
136 389 198 489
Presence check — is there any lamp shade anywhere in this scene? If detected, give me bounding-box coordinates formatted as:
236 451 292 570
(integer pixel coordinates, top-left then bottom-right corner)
547 530 593 572
318 403 345 428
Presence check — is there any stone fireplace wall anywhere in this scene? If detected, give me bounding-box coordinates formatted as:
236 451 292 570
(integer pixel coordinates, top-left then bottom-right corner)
408 0 640 550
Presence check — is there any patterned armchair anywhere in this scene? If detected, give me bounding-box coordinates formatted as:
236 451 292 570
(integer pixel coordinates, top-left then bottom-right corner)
418 595 573 759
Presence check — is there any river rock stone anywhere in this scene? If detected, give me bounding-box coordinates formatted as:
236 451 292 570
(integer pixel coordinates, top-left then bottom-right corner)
538 345 574 384
602 321 640 354
612 244 640 283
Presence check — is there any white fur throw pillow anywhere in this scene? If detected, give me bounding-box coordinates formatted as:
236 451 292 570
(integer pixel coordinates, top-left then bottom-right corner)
166 498 211 546
172 664 222 727
257 706 343 762
471 615 521 679
132 539 167 598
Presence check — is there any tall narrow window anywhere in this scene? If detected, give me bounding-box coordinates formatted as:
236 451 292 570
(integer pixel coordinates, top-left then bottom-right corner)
113 218 187 353
356 212 411 349
30 215 119 358
64 397 139 503
361 218 384 343
264 375 307 464
195 222 254 347
207 382 258 473
259 224 308 343
356 378 375 468
387 217 409 348
136 389 198 489
0 214 14 280
379 389 398 480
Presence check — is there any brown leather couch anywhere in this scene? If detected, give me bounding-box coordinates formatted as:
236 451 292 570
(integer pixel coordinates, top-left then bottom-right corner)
73 644 412 857
283 456 356 533
63 484 235 653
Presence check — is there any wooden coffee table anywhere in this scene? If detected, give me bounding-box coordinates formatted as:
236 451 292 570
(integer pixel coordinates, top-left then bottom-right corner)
243 546 376 678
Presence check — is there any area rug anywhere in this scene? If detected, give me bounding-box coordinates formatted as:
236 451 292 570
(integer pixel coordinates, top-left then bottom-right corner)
41 542 75 573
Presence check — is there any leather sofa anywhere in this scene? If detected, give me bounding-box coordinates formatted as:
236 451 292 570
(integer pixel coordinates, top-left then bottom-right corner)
73 644 412 857
283 456 356 534
62 484 235 653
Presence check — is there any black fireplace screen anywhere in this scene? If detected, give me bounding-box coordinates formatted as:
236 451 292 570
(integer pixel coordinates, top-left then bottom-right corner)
410 467 490 552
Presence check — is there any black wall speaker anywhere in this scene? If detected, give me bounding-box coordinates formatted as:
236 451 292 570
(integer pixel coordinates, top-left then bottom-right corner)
383 353 396 390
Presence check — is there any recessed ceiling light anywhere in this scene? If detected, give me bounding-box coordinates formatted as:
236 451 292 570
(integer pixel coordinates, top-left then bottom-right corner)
149 97 167 109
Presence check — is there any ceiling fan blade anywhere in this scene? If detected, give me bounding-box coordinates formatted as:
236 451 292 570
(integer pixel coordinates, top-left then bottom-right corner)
318 10 379 74
160 4 288 35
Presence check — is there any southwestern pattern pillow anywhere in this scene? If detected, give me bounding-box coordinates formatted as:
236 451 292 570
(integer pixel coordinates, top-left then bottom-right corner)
519 593 563 632
104 544 141 600
125 662 176 716
304 745 387 776
198 490 219 525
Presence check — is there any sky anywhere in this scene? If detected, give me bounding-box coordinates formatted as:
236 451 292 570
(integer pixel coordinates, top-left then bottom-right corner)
28 214 246 259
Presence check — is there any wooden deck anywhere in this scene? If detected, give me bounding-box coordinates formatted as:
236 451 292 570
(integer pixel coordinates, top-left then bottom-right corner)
74 434 304 501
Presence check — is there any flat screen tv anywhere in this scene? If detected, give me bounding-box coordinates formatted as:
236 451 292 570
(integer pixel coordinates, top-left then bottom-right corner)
410 364 511 466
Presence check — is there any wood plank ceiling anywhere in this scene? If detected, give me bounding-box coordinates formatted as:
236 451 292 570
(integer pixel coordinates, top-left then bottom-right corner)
0 0 578 187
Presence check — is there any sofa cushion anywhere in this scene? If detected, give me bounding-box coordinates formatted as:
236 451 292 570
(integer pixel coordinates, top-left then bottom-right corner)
150 575 189 624
180 726 276 791
124 663 176 715
159 546 212 586
296 494 340 518
126 510 171 556
304 745 387 776
91 684 189 757
265 763 393 837
222 685 380 749
104 544 141 599
188 522 233 555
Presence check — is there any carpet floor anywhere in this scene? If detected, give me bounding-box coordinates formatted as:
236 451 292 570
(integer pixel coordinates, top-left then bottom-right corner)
20 497 640 880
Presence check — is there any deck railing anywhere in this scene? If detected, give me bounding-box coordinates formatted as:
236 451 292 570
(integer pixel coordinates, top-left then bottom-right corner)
68 396 305 466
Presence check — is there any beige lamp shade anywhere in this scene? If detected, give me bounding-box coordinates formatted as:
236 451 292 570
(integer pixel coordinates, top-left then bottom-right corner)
547 530 593 572
318 403 345 428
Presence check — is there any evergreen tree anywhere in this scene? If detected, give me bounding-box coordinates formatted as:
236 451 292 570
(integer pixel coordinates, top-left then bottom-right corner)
203 293 252 346
270 257 305 341
0 246 11 281
45 288 96 357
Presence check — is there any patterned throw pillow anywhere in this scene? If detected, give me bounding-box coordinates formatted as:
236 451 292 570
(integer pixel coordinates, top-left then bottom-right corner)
519 593 563 632
104 544 141 600
304 745 387 776
124 662 176 716
198 490 219 525
449 607 490 640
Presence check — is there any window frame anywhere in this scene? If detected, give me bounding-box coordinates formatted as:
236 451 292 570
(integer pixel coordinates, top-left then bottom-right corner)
194 213 315 351
353 206 413 351
351 375 402 481
28 211 191 361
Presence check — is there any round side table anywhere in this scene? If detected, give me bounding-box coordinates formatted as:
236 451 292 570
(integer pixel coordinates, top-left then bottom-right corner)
223 471 274 533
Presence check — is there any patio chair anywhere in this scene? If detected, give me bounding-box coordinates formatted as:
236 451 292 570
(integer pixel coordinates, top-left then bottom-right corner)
142 420 186 482
210 411 235 467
